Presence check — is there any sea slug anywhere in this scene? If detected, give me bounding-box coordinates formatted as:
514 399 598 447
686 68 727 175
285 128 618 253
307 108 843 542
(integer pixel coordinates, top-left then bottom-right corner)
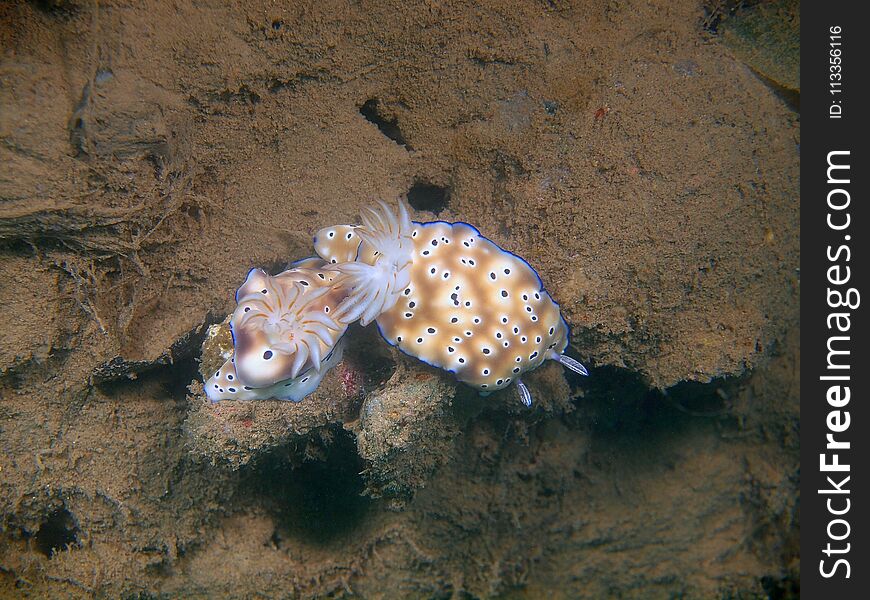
315 201 589 405
205 201 588 406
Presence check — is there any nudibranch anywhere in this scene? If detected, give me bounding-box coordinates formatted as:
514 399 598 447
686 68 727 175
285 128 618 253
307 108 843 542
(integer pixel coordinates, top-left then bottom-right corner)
204 261 352 402
315 203 413 327
205 338 346 402
313 201 588 405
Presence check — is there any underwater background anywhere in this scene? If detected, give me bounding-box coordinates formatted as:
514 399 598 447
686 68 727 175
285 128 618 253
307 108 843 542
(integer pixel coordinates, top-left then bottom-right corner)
0 0 799 597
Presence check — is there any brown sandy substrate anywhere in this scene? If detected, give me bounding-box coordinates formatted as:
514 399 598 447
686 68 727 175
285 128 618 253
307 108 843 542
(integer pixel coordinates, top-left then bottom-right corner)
1 0 798 597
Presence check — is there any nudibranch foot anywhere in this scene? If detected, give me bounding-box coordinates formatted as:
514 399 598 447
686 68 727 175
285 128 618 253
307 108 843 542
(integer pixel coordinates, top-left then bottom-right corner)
205 338 346 403
556 354 589 377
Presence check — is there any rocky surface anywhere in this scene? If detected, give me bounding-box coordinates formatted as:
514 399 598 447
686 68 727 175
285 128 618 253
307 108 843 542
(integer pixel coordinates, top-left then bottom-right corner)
0 0 799 597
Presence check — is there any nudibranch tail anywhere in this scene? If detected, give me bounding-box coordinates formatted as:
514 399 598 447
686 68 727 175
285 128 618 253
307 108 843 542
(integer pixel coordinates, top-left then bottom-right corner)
313 225 361 265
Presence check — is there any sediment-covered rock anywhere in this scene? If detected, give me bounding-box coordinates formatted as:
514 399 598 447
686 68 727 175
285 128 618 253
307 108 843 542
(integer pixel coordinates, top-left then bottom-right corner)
354 360 459 505
185 316 367 468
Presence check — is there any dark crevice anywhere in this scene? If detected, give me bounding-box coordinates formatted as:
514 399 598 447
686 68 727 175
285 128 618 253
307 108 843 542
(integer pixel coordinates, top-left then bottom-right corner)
571 365 657 434
343 323 397 398
664 376 743 418
246 428 372 545
35 508 80 557
760 574 800 599
268 72 324 94
93 350 202 406
406 181 450 215
162 354 203 402
570 364 747 435
30 0 80 17
91 313 221 393
359 98 411 149
701 0 764 34
215 85 261 106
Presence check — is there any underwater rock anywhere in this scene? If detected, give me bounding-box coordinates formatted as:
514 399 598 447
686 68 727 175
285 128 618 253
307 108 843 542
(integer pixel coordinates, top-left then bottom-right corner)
188 311 466 500
353 358 459 506
69 69 190 168
91 315 217 384
185 316 364 468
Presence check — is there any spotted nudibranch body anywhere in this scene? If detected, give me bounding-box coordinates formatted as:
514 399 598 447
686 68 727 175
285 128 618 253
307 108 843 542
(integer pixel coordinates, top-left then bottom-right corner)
204 260 353 403
314 201 588 405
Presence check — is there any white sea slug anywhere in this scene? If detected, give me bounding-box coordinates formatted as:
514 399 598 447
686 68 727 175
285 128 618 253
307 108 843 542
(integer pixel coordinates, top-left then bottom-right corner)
314 203 414 327
205 338 346 402
313 201 588 405
204 261 352 402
